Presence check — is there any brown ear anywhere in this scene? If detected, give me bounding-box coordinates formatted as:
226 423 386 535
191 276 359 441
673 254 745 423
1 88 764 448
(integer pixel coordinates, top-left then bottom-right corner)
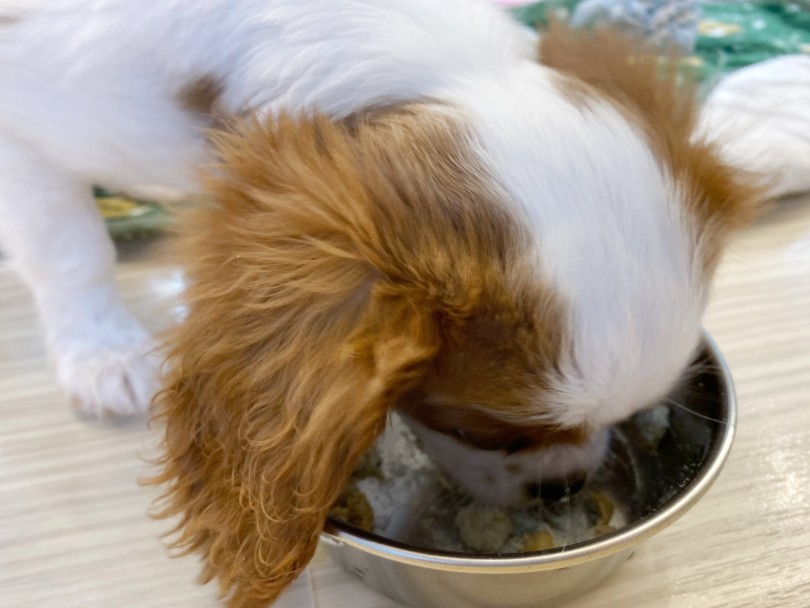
538 18 697 139
148 115 441 607
539 20 766 267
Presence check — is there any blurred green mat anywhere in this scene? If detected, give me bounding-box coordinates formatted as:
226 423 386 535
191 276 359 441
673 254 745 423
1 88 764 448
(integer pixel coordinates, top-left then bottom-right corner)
692 1 810 86
95 187 171 242
511 0 810 87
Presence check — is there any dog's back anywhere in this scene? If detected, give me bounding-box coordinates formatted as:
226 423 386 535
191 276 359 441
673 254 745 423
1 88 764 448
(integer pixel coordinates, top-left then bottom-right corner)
0 0 534 191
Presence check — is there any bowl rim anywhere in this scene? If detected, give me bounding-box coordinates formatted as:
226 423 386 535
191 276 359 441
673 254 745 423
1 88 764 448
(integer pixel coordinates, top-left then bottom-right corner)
321 329 736 573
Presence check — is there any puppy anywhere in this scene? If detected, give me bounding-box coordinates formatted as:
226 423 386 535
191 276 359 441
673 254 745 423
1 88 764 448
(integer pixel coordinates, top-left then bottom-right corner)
0 1 760 606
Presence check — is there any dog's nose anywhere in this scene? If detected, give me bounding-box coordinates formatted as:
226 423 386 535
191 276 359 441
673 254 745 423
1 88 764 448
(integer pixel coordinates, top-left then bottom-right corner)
526 472 587 503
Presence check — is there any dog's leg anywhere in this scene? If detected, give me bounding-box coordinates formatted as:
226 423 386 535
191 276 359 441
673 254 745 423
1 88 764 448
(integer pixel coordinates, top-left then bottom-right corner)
0 135 159 417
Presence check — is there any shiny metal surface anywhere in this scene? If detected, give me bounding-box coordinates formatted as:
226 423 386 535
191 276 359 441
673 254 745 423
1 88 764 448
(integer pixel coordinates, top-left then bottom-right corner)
321 537 634 608
320 331 736 608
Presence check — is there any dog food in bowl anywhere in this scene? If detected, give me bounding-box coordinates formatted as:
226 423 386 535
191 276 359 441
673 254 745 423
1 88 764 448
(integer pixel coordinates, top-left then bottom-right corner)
323 335 736 608
329 406 669 554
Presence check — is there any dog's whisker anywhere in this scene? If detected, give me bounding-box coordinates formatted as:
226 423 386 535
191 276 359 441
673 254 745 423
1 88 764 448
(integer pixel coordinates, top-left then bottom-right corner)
559 482 574 555
666 399 726 425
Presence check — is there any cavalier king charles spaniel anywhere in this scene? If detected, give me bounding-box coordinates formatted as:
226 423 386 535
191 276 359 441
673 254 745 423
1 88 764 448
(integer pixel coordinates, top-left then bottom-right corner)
0 0 760 606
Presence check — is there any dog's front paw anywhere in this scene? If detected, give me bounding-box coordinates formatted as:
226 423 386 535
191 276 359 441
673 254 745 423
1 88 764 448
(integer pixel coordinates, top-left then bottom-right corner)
56 341 162 418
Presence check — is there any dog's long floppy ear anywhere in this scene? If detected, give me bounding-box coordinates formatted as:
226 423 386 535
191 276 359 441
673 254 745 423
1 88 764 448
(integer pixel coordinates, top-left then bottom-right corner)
538 19 765 268
148 114 444 608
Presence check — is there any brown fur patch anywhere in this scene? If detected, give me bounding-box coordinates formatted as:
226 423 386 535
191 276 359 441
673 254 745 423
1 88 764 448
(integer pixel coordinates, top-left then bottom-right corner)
178 76 225 117
399 399 589 452
540 21 765 271
551 72 595 107
148 104 565 607
0 15 21 25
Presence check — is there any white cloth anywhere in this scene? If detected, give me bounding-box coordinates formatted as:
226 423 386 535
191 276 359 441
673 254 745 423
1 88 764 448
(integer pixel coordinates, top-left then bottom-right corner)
699 55 810 200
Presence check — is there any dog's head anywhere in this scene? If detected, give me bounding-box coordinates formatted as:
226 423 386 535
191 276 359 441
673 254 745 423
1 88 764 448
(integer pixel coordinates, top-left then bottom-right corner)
151 24 760 608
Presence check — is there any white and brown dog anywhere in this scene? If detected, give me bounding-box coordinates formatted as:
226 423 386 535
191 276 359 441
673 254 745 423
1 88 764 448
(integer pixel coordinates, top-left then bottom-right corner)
0 1 759 606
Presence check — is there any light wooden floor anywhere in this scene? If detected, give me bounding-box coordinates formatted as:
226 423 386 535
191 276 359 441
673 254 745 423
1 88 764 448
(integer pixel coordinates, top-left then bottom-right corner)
2 195 810 608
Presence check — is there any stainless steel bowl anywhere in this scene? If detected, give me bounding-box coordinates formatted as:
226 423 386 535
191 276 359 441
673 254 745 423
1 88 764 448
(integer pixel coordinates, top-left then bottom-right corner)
320 332 736 608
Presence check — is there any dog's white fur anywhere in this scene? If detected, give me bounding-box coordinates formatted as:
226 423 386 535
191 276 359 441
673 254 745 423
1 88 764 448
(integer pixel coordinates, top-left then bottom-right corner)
455 72 704 430
1 0 708 500
405 414 611 506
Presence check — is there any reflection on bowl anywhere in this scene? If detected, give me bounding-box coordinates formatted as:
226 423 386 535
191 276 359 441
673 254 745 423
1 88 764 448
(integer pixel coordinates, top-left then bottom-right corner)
321 331 736 608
